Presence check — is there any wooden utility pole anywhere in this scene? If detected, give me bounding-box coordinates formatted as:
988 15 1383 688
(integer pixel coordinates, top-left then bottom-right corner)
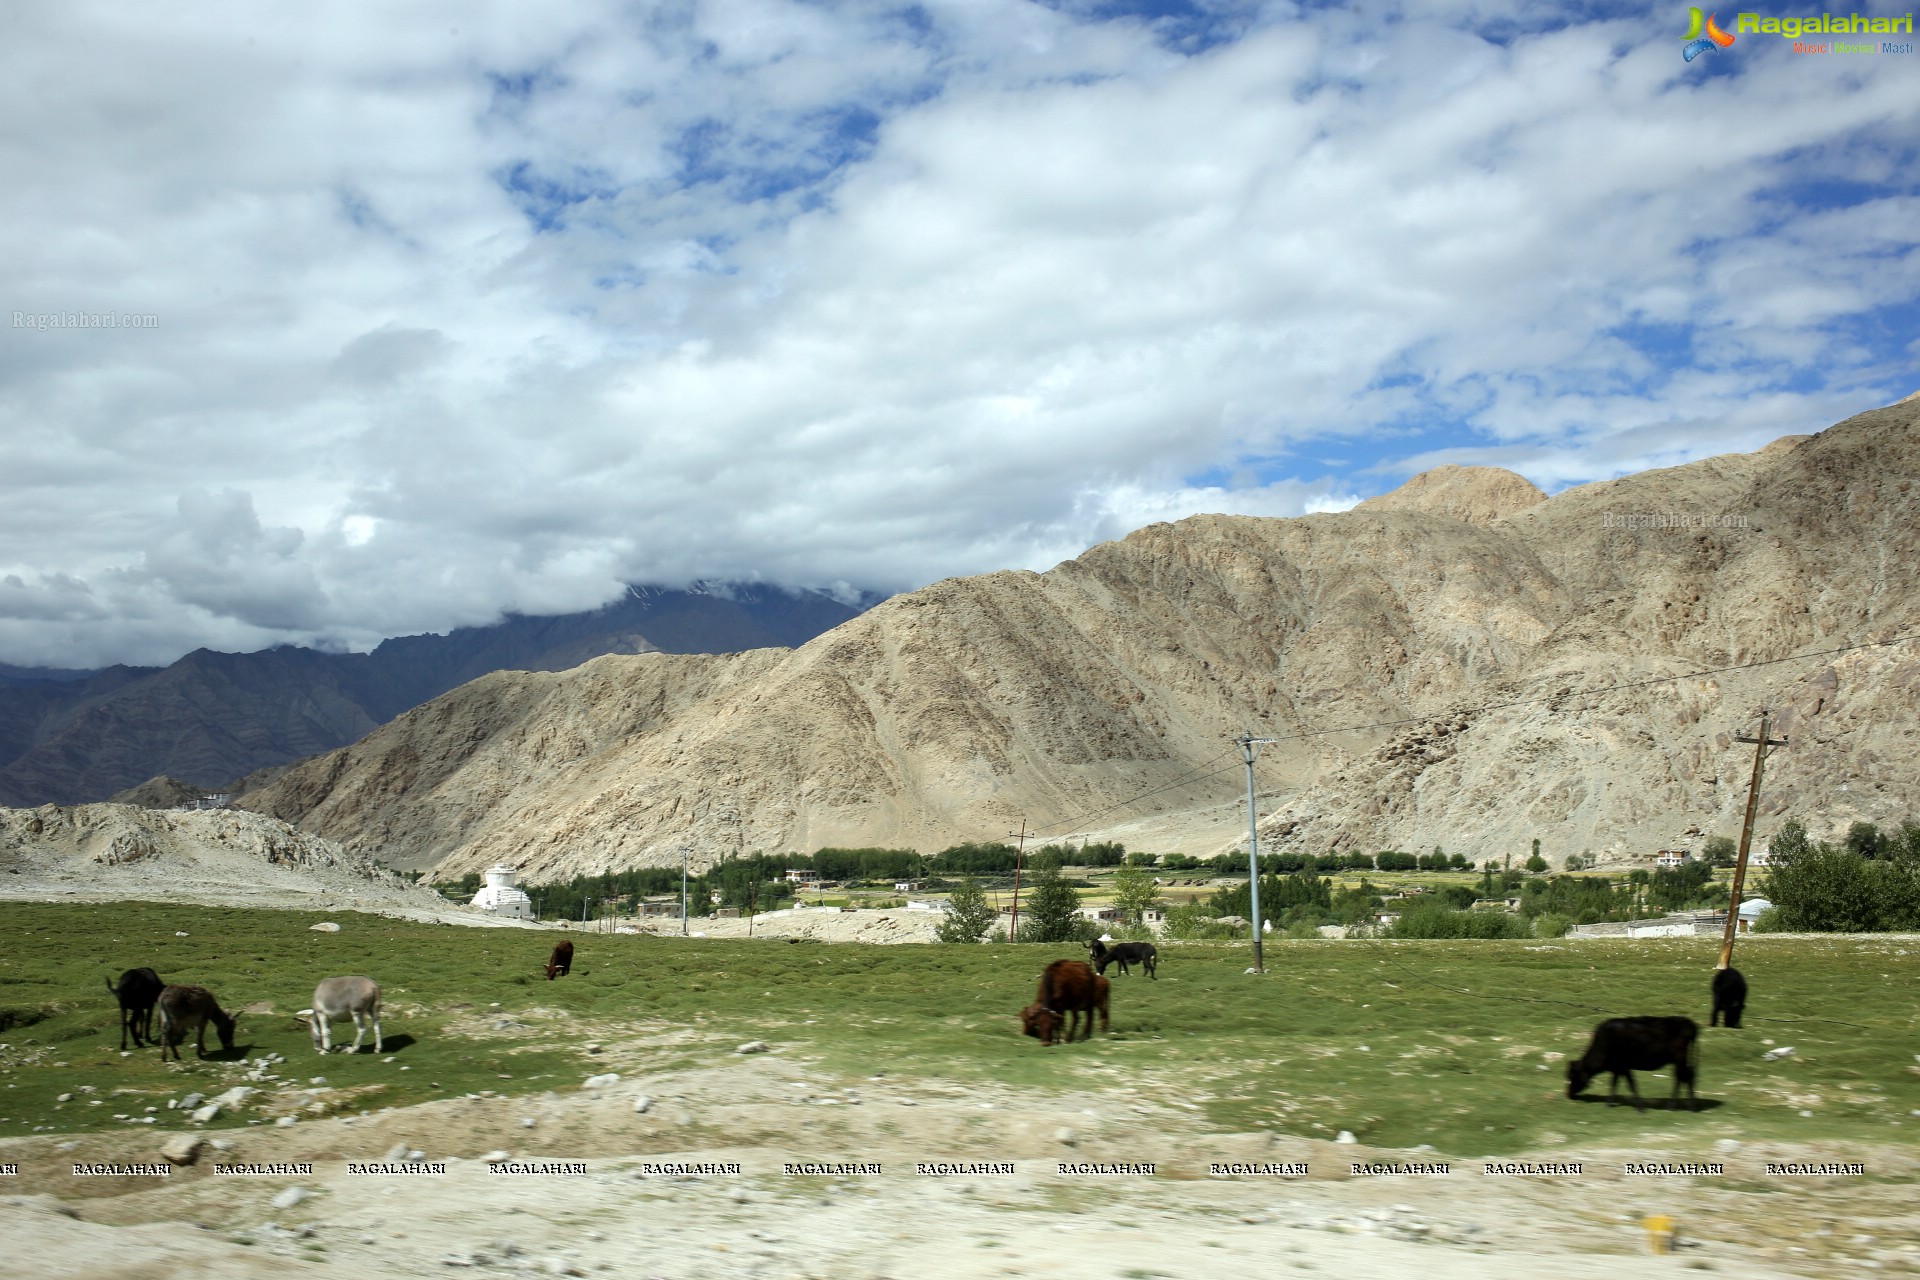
1719 708 1789 969
1006 820 1030 942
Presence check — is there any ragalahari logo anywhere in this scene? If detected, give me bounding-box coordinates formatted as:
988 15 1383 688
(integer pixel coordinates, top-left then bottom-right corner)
1683 8 1738 58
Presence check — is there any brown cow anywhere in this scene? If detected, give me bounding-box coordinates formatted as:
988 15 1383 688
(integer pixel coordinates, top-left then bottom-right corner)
1020 959 1108 1046
545 940 574 980
155 985 240 1062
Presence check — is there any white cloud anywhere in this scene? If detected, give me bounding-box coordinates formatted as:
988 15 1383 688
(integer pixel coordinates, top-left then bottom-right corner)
0 1 1913 667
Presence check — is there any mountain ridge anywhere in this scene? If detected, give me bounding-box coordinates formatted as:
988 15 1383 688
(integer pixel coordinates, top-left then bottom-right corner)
0 583 870 806
234 398 1920 879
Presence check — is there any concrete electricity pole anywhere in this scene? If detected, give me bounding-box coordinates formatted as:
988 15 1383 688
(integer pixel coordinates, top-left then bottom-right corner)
1238 733 1276 974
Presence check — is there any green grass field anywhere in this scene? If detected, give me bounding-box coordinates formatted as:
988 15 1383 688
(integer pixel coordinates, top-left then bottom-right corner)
3 902 1915 1157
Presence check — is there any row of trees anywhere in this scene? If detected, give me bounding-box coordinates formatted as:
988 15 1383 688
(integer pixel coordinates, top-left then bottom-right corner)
1760 817 1920 932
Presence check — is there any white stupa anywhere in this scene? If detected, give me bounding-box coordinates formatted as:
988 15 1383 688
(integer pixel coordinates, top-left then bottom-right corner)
471 864 533 919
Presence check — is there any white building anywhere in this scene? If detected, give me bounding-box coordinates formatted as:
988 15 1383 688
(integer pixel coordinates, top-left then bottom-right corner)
470 864 533 920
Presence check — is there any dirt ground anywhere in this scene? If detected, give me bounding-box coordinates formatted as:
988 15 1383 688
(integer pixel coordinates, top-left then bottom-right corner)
3 1040 1915 1280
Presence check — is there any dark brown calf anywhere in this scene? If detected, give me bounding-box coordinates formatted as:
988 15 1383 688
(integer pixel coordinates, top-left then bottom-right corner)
545 940 574 980
155 985 240 1062
1020 959 1107 1046
106 967 164 1050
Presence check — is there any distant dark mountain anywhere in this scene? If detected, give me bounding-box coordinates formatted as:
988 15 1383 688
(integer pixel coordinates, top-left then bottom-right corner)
0 663 100 687
0 583 874 807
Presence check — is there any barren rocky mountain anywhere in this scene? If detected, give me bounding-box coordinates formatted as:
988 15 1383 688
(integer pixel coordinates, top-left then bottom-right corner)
236 399 1920 881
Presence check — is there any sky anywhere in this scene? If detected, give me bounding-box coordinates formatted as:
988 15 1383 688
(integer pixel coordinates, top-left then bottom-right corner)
1 0 1915 669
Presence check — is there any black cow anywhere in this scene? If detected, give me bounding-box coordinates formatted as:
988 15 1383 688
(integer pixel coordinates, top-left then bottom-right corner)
1566 1016 1699 1111
105 967 165 1050
1021 959 1107 1046
545 940 574 981
1087 938 1157 980
1710 967 1747 1029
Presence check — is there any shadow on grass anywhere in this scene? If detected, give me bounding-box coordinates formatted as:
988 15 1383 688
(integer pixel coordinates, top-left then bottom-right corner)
1567 1094 1724 1112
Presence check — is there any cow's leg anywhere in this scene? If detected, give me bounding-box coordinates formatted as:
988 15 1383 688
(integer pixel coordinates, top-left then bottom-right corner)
371 1011 384 1054
1623 1071 1645 1111
320 1016 333 1054
348 1012 366 1053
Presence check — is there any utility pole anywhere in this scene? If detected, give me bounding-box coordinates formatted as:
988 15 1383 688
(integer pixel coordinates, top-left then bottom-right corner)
1238 733 1276 974
1006 820 1030 943
1720 709 1788 969
681 846 690 937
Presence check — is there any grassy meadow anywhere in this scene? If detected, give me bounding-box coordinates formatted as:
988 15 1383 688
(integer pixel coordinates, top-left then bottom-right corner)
2 901 1916 1157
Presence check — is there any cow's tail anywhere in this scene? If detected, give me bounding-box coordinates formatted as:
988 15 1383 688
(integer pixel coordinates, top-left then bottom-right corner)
104 974 118 997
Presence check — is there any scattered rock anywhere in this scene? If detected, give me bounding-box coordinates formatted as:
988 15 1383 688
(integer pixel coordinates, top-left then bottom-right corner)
270 1187 309 1210
1054 1128 1077 1146
1763 1046 1797 1061
736 1041 771 1055
212 1087 257 1110
1335 1131 1357 1144
55 1093 73 1103
190 1103 222 1124
631 1096 652 1114
481 1150 513 1164
160 1135 205 1166
384 1143 410 1161
310 922 341 933
583 1073 620 1089
179 1092 204 1110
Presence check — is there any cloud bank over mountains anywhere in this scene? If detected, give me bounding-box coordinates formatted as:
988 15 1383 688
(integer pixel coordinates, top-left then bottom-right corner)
2 0 1914 667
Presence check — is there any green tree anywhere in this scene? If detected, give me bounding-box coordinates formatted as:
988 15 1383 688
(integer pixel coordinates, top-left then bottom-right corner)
1016 867 1084 943
1763 818 1890 931
1702 836 1738 867
1524 853 1549 874
1845 821 1884 859
1110 866 1161 924
1162 900 1235 940
935 876 997 944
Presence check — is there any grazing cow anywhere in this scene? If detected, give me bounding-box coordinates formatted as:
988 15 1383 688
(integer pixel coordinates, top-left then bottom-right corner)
545 940 574 981
1021 959 1106 1046
309 976 383 1054
105 967 164 1050
1566 1016 1699 1111
1087 937 1158 980
1710 967 1747 1029
155 985 240 1062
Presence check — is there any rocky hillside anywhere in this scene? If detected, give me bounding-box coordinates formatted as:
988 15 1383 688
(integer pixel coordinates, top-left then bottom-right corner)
238 399 1920 879
0 583 866 807
0 803 467 915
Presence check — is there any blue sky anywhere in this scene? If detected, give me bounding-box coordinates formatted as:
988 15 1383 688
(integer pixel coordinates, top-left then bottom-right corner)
0 0 1914 666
